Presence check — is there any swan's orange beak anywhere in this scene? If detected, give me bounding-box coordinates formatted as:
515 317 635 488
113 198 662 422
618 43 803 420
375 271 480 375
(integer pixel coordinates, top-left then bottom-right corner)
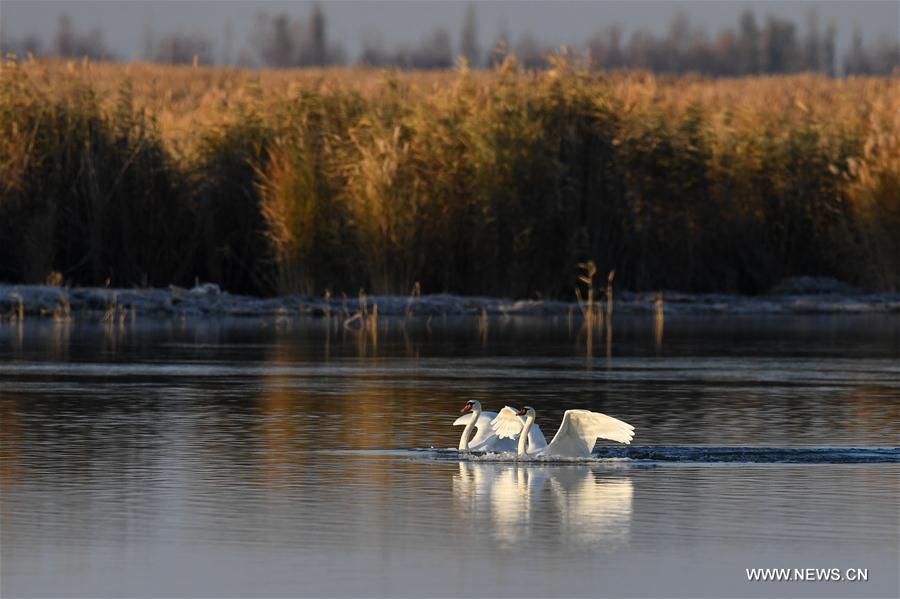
517 407 527 416
461 402 473 414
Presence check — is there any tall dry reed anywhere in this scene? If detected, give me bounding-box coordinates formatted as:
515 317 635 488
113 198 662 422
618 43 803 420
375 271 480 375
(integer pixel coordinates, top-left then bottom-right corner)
2 57 897 295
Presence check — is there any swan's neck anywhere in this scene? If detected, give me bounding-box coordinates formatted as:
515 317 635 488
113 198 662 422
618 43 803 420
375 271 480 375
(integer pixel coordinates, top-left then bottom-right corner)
518 415 535 456
459 408 480 450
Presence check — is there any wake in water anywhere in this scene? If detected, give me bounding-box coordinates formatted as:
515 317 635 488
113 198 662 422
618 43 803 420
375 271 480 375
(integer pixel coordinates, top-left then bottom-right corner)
593 446 899 463
397 446 899 464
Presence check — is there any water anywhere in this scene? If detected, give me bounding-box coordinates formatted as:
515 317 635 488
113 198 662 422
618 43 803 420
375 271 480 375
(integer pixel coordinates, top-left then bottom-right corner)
1 315 898 598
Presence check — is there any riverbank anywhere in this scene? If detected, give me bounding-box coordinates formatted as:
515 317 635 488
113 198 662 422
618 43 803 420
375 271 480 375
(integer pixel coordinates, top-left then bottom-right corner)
2 281 899 322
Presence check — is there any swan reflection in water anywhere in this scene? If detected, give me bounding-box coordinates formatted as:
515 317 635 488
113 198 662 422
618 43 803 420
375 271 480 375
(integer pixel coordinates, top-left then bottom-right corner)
452 462 633 549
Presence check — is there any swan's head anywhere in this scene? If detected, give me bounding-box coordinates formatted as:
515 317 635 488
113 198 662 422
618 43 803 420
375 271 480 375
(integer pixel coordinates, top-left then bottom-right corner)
461 400 482 414
517 406 536 418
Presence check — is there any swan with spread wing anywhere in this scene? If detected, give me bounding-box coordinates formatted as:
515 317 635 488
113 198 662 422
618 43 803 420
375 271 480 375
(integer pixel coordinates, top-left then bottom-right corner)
490 406 634 458
454 400 548 452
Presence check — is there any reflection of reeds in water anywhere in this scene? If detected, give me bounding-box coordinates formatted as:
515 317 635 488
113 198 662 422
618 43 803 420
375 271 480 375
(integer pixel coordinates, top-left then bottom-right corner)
8 289 24 322
575 261 599 327
0 396 24 486
47 316 72 360
573 264 616 358
605 323 613 358
369 303 378 350
257 347 303 483
477 307 489 346
844 388 900 437
101 313 128 356
575 262 601 357
606 271 615 321
256 341 402 482
404 281 421 322
100 291 130 326
655 292 665 352
605 271 615 358
259 338 404 454
342 289 380 354
256 340 398 491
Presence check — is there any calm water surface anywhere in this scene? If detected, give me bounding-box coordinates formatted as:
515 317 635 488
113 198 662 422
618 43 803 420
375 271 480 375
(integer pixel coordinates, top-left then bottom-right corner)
1 315 898 598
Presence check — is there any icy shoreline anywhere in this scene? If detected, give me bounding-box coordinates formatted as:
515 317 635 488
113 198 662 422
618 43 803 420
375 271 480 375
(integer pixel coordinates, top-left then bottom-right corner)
1 281 899 321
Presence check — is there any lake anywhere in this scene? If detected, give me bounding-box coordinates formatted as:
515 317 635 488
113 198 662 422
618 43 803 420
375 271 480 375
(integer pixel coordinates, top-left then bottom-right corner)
1 315 898 598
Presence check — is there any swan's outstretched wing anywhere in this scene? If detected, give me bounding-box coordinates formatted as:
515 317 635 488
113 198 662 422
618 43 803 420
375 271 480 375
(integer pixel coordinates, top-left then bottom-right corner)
545 410 635 457
454 411 499 447
490 406 524 439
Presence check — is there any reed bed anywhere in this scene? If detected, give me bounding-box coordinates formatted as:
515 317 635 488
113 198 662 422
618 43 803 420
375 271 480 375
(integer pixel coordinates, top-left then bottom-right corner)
1 57 898 296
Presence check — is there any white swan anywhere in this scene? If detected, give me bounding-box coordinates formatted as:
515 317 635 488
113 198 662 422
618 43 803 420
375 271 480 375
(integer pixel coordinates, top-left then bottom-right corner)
454 400 548 452
491 406 634 458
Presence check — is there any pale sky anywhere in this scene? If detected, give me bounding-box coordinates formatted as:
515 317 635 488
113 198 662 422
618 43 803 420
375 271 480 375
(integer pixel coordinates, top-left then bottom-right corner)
2 1 898 63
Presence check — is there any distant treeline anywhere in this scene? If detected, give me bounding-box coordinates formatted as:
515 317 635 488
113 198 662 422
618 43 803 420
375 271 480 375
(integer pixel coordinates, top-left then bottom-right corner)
0 60 898 298
2 5 899 76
